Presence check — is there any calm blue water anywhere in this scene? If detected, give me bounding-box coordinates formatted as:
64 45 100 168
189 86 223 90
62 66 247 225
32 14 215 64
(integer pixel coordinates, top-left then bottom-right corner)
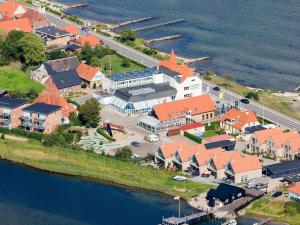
0 160 271 225
59 0 300 91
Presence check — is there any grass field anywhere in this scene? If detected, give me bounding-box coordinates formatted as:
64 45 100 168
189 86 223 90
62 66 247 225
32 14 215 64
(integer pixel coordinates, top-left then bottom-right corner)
210 75 300 121
245 198 300 225
98 54 145 75
0 66 44 94
0 139 212 200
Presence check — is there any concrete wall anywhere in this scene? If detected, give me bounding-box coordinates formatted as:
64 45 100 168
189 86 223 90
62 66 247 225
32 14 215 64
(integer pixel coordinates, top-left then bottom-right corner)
234 169 262 184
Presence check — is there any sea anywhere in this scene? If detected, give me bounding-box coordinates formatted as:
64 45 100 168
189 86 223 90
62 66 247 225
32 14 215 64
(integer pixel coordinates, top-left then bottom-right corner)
58 0 300 91
0 160 274 225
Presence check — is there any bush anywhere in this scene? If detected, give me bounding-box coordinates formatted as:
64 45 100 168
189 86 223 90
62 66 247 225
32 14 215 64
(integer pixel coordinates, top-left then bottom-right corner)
115 146 132 161
97 127 115 142
121 58 130 67
245 91 259 101
0 134 5 140
184 131 202 144
0 127 43 140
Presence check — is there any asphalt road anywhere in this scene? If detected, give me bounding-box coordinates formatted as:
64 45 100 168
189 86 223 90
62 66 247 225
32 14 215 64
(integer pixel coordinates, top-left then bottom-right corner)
45 12 300 131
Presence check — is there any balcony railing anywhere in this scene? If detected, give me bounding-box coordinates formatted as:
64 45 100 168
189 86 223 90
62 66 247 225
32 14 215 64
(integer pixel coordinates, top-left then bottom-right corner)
0 113 11 120
0 121 10 127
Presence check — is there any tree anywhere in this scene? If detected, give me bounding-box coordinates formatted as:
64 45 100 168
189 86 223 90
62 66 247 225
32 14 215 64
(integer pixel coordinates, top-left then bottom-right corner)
80 43 93 64
115 146 132 161
78 98 101 127
90 56 101 67
119 29 136 42
69 112 82 126
121 58 130 68
47 50 68 60
18 33 45 66
2 30 24 60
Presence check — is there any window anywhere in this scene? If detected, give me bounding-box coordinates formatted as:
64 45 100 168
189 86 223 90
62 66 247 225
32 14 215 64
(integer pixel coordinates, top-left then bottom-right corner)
184 86 189 90
171 96 176 100
184 94 192 98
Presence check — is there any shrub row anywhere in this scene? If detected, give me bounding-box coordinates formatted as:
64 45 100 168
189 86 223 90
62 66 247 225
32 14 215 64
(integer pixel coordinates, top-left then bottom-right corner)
97 128 115 142
0 127 44 141
184 131 202 144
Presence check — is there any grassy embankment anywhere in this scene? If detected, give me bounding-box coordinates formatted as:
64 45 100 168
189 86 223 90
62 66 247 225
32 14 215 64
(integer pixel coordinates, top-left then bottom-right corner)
245 198 300 225
0 66 44 94
210 75 300 121
0 139 212 200
98 54 145 75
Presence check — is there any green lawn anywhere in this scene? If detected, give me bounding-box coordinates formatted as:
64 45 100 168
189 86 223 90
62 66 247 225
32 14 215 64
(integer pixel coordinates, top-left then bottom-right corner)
0 66 44 94
245 198 300 225
0 139 212 200
98 54 145 75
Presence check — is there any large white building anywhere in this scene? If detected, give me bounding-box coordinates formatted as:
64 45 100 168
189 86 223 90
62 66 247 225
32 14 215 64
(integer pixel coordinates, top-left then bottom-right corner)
103 51 203 115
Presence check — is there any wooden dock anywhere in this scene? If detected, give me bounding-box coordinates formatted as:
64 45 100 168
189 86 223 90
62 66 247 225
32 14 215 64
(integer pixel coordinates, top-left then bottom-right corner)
160 211 212 225
133 19 185 32
114 17 153 29
145 35 181 45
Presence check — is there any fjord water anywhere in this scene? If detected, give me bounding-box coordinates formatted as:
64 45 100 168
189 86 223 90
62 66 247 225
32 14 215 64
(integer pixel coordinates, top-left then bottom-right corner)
0 160 274 225
60 0 300 91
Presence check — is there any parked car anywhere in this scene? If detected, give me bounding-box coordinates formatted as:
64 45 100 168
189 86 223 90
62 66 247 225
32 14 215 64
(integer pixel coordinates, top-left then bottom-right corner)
147 134 159 142
131 141 141 147
213 86 221 92
272 191 282 198
240 98 250 104
81 26 90 31
255 182 268 190
201 173 210 178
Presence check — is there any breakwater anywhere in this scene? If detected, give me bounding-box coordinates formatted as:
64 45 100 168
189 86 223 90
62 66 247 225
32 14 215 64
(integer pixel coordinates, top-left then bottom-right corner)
133 19 185 32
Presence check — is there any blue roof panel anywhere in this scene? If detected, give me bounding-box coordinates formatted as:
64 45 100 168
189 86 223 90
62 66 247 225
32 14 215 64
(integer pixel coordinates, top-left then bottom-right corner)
110 67 158 82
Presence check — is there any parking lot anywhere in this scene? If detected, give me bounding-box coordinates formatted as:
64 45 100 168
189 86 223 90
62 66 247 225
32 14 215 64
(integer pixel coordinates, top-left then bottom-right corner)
101 106 195 157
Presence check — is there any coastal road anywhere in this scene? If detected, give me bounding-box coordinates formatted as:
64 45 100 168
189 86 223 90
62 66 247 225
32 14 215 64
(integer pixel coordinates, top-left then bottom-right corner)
45 12 300 131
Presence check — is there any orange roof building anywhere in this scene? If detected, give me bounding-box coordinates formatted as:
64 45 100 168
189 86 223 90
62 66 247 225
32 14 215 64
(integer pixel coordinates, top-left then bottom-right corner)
0 0 26 20
159 50 194 81
23 9 48 29
283 136 300 160
76 34 102 47
59 25 80 36
153 94 215 122
76 63 101 82
0 17 32 32
34 91 77 118
288 183 300 199
220 108 259 133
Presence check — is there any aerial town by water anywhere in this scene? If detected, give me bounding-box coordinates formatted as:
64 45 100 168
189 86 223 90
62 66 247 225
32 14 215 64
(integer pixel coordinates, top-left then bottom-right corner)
0 0 299 225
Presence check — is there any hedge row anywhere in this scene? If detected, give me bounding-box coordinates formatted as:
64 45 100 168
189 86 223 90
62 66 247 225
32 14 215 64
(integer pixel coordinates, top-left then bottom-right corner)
184 131 202 144
97 128 115 142
0 127 44 141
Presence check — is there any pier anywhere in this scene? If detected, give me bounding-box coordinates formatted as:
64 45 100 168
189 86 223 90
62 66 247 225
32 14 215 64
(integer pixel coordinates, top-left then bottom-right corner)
160 211 212 225
133 19 185 32
186 57 210 64
145 35 182 45
63 3 88 10
114 17 153 29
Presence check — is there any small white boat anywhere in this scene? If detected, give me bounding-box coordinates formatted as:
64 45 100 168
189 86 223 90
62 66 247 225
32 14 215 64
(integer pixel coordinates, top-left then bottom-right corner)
172 176 188 181
222 219 237 225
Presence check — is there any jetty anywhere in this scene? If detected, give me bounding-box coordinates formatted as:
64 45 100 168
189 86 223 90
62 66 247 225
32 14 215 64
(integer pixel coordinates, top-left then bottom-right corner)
295 85 300 92
145 35 181 45
159 211 212 225
114 17 153 29
63 3 88 10
133 19 185 32
186 57 210 64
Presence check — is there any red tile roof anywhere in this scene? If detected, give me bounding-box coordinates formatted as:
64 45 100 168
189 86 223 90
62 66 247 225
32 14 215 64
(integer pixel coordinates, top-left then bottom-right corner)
289 183 300 195
34 91 77 118
211 151 241 170
76 63 101 82
0 0 26 19
23 9 48 28
285 136 300 153
159 50 194 81
194 147 223 166
220 108 258 130
76 34 102 46
254 128 283 144
59 25 80 35
154 94 215 122
268 131 299 148
160 141 190 159
180 122 204 131
0 17 32 32
229 155 262 173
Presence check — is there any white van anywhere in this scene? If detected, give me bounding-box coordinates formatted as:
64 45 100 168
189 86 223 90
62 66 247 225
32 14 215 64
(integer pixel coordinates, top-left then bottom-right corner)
147 134 159 143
